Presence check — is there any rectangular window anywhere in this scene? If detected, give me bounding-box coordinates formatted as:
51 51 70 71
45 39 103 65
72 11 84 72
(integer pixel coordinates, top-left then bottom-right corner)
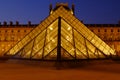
5 30 7 33
11 30 13 33
24 30 26 32
98 29 100 32
104 29 107 32
91 30 94 32
118 29 120 32
111 29 113 32
18 30 20 32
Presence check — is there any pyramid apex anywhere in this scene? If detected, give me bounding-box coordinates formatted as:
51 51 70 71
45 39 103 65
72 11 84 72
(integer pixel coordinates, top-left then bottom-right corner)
56 3 68 7
50 3 74 15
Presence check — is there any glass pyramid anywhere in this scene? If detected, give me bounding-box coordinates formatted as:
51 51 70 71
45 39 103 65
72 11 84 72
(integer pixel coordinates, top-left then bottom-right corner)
5 6 116 60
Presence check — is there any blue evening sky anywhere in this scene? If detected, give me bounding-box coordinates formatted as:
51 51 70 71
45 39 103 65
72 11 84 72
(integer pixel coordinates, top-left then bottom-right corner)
0 0 120 24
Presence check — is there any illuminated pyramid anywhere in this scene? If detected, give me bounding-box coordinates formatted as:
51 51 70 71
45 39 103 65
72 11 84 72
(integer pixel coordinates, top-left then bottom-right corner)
5 3 116 60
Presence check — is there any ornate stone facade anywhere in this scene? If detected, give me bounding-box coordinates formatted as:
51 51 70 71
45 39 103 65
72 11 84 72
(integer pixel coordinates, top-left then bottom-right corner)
0 22 36 55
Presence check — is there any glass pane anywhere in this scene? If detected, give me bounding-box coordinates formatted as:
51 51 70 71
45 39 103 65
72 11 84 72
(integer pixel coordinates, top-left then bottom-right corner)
21 40 34 58
44 37 57 57
88 49 97 58
61 48 74 60
44 48 57 60
75 38 88 57
32 39 44 55
76 49 87 59
46 27 57 43
34 30 46 45
17 42 23 48
98 51 105 58
47 15 55 23
61 27 73 43
46 19 58 44
22 50 31 58
32 49 43 59
86 40 96 53
29 31 35 40
61 37 75 57
74 30 84 45
9 49 15 55
13 45 19 54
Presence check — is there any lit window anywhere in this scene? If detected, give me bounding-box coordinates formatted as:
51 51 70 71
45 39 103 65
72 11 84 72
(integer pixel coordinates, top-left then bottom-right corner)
2 49 4 51
18 30 20 32
5 30 7 33
24 30 26 32
111 29 113 32
18 38 21 41
11 35 14 41
11 30 13 33
104 29 107 32
98 29 100 32
91 30 94 32
118 29 120 32
2 44 4 47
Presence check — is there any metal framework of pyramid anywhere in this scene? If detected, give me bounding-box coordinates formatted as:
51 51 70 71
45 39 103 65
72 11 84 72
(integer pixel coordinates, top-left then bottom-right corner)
5 4 116 60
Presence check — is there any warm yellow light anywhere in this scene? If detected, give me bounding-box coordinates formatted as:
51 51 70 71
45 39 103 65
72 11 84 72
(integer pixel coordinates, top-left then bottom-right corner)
49 27 53 30
18 38 21 41
91 39 95 43
50 11 53 14
2 49 4 51
33 47 38 51
2 44 4 47
48 45 51 50
69 48 75 52
67 27 71 30
70 10 73 14
66 36 69 40
52 39 55 42
33 48 36 51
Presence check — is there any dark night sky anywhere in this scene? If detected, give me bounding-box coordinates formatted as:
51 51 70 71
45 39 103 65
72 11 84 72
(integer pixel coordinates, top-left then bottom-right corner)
0 0 120 24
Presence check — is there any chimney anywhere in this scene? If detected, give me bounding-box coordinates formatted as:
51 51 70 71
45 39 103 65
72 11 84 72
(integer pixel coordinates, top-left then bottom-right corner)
81 20 83 23
28 21 31 26
49 4 52 14
118 20 120 24
16 21 19 25
3 21 7 26
10 21 13 26
72 4 75 15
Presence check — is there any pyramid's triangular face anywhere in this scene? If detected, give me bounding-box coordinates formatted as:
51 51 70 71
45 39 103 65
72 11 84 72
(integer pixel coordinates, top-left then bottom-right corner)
5 6 116 60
